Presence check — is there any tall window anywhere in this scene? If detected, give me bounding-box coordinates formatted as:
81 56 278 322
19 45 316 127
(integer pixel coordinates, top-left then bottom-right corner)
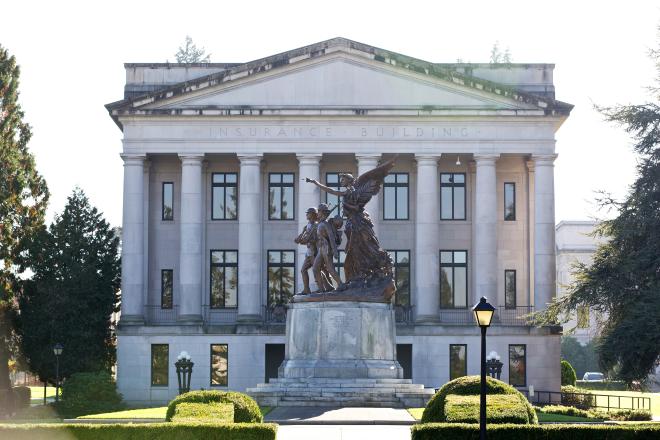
509 344 527 387
449 344 467 380
151 344 169 386
504 182 516 221
440 251 468 308
161 269 173 309
388 250 410 306
210 251 238 308
505 270 516 309
577 306 590 329
383 173 409 220
268 173 295 220
210 344 228 387
334 250 346 282
326 173 342 211
162 182 174 220
440 173 466 220
212 173 238 220
267 250 295 305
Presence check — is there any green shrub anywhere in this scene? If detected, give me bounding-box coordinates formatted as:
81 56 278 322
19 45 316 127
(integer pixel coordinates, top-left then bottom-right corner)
444 394 531 424
13 386 31 409
560 385 595 409
411 423 660 440
561 360 577 386
166 390 262 423
172 402 234 423
57 372 124 418
575 380 627 391
606 409 653 421
0 422 278 440
421 375 537 425
538 404 591 418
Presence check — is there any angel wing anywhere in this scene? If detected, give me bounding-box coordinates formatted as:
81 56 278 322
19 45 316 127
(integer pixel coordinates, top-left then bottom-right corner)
352 156 397 207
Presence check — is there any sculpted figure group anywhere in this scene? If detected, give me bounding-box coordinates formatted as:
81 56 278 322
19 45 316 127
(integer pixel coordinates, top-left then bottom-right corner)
295 157 397 302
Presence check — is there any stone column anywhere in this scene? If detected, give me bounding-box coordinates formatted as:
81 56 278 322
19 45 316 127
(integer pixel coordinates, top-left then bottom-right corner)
414 155 440 323
356 154 381 237
120 154 146 325
473 154 499 305
237 154 263 322
296 154 322 293
533 154 558 310
178 154 204 323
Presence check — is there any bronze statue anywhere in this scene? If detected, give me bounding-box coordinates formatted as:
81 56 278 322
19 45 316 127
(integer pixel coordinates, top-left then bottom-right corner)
294 207 319 294
302 157 396 302
312 203 344 292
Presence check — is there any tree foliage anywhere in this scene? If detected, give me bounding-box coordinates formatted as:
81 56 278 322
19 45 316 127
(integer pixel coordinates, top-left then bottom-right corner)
541 38 660 384
490 41 512 64
18 189 120 384
561 336 600 379
561 359 577 386
0 44 49 405
175 35 211 63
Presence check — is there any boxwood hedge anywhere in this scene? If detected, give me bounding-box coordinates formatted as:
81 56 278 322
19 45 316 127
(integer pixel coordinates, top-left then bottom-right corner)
0 422 277 440
166 390 262 423
171 402 234 423
411 423 660 440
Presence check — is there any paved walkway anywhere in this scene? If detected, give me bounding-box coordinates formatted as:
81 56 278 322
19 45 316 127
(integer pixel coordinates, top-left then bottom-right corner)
265 406 416 425
277 425 412 440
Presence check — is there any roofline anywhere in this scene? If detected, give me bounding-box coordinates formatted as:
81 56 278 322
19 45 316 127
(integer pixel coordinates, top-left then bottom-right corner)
124 62 242 68
556 220 600 229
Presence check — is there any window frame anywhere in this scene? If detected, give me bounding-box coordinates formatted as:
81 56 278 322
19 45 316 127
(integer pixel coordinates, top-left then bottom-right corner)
504 269 516 310
449 344 468 380
210 344 229 387
439 250 469 309
267 250 296 306
150 344 169 387
268 172 296 221
504 182 516 221
210 250 239 309
508 344 527 387
440 173 467 220
383 172 410 220
162 182 174 221
325 172 342 211
211 172 238 220
333 249 346 283
161 269 173 310
387 250 411 306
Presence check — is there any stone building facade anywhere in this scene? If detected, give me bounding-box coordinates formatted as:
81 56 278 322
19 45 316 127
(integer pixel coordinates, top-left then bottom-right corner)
107 38 572 405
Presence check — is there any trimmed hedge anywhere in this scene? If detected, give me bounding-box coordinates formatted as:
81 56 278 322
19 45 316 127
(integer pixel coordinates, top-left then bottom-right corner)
411 423 660 440
421 375 537 425
166 390 262 423
561 360 577 386
0 423 277 440
560 385 595 409
57 372 124 418
576 380 627 391
172 402 234 423
444 395 531 424
605 409 653 421
538 404 592 418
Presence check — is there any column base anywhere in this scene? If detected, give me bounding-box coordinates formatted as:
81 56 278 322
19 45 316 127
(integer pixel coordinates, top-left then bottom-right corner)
119 315 144 326
177 314 203 324
415 314 440 324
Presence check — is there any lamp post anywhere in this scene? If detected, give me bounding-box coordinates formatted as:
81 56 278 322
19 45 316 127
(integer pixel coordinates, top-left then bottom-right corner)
175 351 194 394
53 343 63 403
473 297 495 440
486 351 503 380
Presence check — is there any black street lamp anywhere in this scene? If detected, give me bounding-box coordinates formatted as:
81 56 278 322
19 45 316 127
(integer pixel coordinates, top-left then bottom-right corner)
53 343 63 403
486 351 503 380
175 351 194 395
473 297 495 440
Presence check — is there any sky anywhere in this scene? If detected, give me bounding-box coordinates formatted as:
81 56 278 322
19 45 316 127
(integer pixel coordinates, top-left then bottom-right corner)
1 0 658 227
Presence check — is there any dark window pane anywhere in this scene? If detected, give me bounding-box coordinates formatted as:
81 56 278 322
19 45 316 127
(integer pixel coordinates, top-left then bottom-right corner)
162 183 173 220
441 267 453 308
226 187 237 219
268 250 296 305
268 251 280 264
210 266 225 308
441 174 451 183
282 173 294 184
210 250 238 309
454 267 467 308
270 174 281 183
505 270 516 309
212 187 225 219
509 345 526 387
282 251 295 264
226 173 236 183
450 345 467 380
161 270 173 309
210 344 228 386
454 251 467 264
441 187 453 219
213 174 225 184
504 183 516 221
384 174 395 183
440 251 453 264
281 187 294 219
269 188 280 219
399 174 408 183
440 251 468 309
384 187 396 219
151 344 169 386
397 186 408 219
453 187 465 219
454 174 465 184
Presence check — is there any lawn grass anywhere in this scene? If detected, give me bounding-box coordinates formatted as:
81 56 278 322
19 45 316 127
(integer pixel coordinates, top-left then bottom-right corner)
28 386 57 405
576 389 660 416
76 405 274 420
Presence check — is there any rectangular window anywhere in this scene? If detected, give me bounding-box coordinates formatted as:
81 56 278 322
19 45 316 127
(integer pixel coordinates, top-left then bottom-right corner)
505 270 516 309
267 250 296 305
162 182 174 221
210 250 238 308
210 344 228 387
509 344 527 387
334 250 346 282
268 173 295 220
212 173 238 220
161 269 173 309
440 173 466 220
449 344 467 380
440 250 468 308
383 173 409 220
326 173 342 211
388 250 410 306
504 182 516 221
151 344 169 386
577 306 590 329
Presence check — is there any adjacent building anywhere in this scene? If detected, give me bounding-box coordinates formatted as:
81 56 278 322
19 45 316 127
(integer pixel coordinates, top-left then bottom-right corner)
106 38 573 405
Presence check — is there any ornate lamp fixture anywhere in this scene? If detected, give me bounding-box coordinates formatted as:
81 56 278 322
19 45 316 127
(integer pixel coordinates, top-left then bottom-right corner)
486 351 503 380
473 296 496 440
175 351 194 394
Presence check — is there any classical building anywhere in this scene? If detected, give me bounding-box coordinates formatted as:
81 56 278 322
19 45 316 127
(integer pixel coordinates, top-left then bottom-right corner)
107 38 572 405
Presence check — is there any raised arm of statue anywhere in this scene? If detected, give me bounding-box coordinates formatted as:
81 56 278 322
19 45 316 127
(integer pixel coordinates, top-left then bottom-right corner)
305 177 345 197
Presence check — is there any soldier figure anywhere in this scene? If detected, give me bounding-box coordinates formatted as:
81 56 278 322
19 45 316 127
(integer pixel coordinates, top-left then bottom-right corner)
313 203 344 292
295 207 319 294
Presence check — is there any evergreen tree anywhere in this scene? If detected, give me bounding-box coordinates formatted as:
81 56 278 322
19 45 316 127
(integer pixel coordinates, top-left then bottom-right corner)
18 189 120 383
542 39 660 384
0 44 49 411
174 35 211 63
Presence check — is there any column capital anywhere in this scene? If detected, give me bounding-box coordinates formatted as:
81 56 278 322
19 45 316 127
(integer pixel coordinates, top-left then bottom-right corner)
120 153 146 166
355 153 381 165
178 153 205 166
532 154 558 166
296 153 323 165
237 154 263 165
473 153 500 165
414 154 441 165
